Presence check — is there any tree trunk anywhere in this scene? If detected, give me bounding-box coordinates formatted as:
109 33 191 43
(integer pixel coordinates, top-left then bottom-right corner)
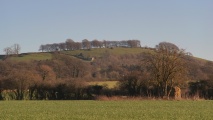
164 82 168 97
167 87 173 99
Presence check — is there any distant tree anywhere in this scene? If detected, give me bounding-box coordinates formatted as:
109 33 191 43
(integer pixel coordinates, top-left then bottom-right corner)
46 45 50 52
0 61 10 79
66 39 75 50
63 56 89 78
39 45 46 52
144 42 187 98
98 41 103 48
0 61 41 100
37 64 56 81
103 40 108 48
58 43 67 51
50 54 90 78
39 43 61 52
156 42 179 52
127 40 140 48
74 42 82 50
3 44 21 56
91 39 102 48
184 57 206 81
13 44 21 55
3 47 13 56
10 69 33 100
91 39 99 48
50 43 59 51
202 61 213 74
82 39 91 49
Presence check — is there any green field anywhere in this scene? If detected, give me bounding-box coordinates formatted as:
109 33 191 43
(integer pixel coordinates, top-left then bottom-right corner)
61 47 153 57
2 52 52 61
0 47 153 61
0 100 212 120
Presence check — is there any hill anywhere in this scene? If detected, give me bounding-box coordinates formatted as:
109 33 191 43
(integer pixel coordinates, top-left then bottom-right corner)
0 47 213 100
1 47 212 81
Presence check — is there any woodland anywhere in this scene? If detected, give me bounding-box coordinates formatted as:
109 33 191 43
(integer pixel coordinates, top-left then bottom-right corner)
0 40 213 100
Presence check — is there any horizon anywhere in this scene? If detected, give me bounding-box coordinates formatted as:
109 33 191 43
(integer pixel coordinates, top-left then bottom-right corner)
1 1 212 61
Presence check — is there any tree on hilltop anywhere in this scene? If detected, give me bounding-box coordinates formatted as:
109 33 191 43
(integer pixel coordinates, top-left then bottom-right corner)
82 39 91 49
3 44 21 56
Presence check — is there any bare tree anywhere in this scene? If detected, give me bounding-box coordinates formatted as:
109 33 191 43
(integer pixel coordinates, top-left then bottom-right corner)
66 39 75 50
4 44 21 56
51 43 59 51
74 42 82 50
39 45 46 52
82 39 91 49
58 43 67 51
127 40 140 48
45 44 52 52
98 41 103 48
4 47 13 56
37 64 56 81
145 42 187 98
103 40 108 48
156 42 179 51
91 39 102 48
13 44 21 55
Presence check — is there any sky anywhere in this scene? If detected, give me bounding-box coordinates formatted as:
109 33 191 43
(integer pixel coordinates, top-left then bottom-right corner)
0 0 213 60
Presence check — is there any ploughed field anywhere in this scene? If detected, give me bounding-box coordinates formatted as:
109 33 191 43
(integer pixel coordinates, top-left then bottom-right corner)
0 100 212 120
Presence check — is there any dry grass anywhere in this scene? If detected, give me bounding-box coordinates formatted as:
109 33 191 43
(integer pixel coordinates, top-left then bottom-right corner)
88 81 119 89
95 96 158 101
95 95 208 101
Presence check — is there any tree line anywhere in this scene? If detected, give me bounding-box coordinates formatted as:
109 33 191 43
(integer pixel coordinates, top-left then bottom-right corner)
0 53 93 100
0 42 213 100
39 39 141 52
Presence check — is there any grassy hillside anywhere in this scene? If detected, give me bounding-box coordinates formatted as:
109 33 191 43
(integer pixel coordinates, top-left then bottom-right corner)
0 47 210 64
0 47 212 100
61 47 153 57
12 53 52 61
0 53 52 61
0 47 154 61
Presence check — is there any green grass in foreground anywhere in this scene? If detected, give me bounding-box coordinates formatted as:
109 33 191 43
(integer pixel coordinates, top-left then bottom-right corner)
0 100 212 120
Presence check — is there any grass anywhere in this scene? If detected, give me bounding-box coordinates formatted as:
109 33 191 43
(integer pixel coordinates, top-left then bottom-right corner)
1 48 208 65
88 81 119 89
3 52 52 61
0 100 212 120
0 48 151 61
62 47 153 58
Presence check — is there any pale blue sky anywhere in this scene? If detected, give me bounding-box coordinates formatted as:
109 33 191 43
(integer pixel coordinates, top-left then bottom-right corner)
0 0 213 60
